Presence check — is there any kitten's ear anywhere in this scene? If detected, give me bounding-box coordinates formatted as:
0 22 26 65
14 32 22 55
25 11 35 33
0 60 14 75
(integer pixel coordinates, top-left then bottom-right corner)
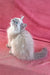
20 23 27 30
21 16 24 20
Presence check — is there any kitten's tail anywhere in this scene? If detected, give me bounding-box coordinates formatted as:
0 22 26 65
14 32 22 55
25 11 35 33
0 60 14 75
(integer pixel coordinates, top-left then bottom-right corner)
34 48 48 60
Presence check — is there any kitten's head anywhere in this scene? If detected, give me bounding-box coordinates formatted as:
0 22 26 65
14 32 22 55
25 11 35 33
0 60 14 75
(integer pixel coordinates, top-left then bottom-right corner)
10 16 27 33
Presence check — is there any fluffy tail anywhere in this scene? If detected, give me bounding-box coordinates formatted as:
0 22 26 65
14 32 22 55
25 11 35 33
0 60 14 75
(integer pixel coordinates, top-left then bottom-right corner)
34 48 48 60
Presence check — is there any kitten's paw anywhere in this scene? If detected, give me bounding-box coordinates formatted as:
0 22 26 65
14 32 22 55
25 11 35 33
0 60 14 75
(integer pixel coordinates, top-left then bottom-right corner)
9 50 12 54
6 44 11 48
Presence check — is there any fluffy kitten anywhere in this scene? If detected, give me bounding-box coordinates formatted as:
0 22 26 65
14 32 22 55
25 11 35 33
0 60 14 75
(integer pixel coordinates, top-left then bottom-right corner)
7 16 48 60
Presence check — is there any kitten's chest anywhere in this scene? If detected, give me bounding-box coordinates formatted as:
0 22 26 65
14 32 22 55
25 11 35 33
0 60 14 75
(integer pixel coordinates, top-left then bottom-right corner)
8 27 17 39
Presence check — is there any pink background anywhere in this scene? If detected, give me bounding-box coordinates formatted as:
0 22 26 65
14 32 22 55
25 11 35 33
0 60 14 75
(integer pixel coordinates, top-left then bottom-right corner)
0 0 50 75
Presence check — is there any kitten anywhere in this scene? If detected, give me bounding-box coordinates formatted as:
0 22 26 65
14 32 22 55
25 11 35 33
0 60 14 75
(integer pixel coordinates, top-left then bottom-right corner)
7 16 48 60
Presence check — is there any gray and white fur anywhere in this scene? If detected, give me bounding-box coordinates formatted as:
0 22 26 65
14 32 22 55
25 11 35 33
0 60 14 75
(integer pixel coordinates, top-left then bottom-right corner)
7 16 48 60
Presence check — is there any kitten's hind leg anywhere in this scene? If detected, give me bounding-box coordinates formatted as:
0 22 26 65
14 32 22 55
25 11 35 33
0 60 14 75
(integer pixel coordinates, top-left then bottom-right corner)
9 50 16 57
9 49 15 57
9 50 15 57
9 50 11 54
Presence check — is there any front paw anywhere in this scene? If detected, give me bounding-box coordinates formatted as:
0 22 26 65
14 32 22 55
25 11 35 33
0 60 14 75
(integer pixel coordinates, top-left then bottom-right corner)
6 44 11 48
